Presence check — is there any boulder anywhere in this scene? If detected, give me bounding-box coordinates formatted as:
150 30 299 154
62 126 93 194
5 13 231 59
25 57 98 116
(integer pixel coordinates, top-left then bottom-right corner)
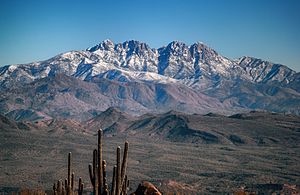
131 181 162 195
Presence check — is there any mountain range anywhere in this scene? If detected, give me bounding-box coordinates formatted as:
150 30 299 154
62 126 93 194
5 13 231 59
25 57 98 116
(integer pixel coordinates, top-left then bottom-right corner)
0 40 299 121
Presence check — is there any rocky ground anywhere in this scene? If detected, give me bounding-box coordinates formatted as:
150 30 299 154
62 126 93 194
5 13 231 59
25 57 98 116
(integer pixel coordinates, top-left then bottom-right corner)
0 111 300 194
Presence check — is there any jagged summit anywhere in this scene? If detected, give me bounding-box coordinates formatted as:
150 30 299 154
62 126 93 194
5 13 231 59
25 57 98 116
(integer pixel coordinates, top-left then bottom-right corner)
88 40 219 59
1 39 297 87
165 41 187 50
0 39 299 119
87 39 115 51
236 56 295 83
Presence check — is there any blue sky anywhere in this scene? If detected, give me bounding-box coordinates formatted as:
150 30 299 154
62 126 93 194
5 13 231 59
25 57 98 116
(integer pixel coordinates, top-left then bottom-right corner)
1 0 300 71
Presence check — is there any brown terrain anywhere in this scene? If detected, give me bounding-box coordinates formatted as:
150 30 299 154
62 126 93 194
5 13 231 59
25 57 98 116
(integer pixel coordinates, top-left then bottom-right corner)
0 110 300 194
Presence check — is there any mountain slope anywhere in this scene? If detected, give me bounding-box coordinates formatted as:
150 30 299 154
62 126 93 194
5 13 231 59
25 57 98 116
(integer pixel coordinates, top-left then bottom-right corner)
0 40 299 118
85 107 134 134
74 110 300 146
116 111 300 146
0 74 234 120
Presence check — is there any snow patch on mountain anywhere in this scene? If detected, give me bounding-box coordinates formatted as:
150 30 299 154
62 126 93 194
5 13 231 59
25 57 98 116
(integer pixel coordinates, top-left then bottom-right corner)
0 40 297 90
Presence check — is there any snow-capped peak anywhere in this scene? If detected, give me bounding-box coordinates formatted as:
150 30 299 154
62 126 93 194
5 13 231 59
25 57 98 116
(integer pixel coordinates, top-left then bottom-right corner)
87 39 115 52
0 40 297 90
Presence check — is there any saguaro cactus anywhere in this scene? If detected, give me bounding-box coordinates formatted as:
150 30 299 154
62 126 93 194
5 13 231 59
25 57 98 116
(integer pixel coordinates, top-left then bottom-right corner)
98 129 103 193
78 177 84 195
116 146 121 195
121 141 129 191
111 142 129 195
71 172 74 193
111 166 117 195
53 183 57 195
67 152 73 195
121 175 129 195
89 129 104 195
102 160 109 195
64 178 68 195
89 129 129 195
53 152 82 195
89 149 98 195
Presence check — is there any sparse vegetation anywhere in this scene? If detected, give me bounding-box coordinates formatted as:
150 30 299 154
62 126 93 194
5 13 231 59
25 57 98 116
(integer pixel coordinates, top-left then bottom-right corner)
0 112 299 194
52 152 83 195
52 130 130 195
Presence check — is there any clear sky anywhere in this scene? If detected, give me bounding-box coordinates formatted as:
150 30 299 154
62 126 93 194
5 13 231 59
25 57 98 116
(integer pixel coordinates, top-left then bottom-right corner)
1 0 300 71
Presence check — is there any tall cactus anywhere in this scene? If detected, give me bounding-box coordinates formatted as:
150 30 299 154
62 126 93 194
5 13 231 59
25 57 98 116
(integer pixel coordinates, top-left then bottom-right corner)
53 152 83 195
78 177 83 195
121 142 129 190
71 172 74 193
102 160 109 195
121 175 129 195
112 142 129 195
64 178 68 195
116 146 121 195
98 129 103 193
67 152 72 195
89 129 105 195
89 149 98 195
53 183 57 195
88 129 129 195
111 166 117 195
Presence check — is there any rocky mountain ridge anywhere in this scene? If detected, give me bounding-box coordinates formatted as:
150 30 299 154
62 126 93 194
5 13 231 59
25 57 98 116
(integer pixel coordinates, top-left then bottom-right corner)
1 40 298 88
0 40 299 120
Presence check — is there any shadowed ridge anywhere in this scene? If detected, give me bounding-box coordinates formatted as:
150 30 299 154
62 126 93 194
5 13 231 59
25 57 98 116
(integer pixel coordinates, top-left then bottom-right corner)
204 112 226 117
0 114 17 129
85 107 134 134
